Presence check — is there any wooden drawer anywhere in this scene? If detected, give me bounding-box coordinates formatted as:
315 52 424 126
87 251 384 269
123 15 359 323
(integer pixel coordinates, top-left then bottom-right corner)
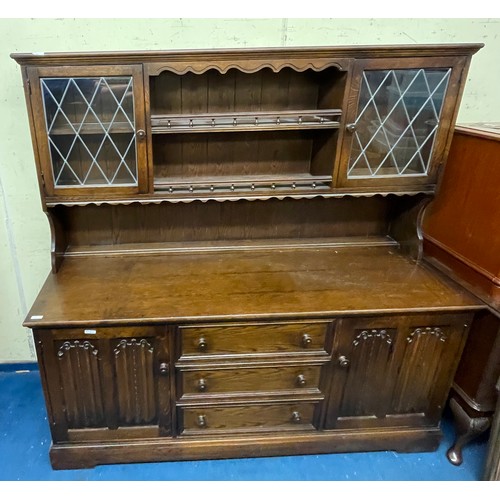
178 321 332 359
179 402 319 435
179 364 323 398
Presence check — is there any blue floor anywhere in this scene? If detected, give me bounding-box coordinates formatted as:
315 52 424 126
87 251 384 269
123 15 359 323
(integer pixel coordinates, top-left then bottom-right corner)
0 369 489 480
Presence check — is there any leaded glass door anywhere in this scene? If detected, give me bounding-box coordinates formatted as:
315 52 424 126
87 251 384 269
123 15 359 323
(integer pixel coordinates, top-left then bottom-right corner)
28 65 148 196
337 58 464 189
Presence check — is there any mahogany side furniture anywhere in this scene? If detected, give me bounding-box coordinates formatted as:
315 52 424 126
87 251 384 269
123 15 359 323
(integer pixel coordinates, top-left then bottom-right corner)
423 123 500 466
12 44 487 470
483 375 500 480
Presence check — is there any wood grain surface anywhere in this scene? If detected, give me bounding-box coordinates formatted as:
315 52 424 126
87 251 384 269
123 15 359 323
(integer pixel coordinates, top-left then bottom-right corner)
25 247 482 327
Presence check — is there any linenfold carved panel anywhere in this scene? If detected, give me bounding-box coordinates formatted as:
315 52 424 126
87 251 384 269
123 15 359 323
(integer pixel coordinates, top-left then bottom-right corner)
340 328 397 418
113 339 157 425
393 326 448 414
57 340 105 428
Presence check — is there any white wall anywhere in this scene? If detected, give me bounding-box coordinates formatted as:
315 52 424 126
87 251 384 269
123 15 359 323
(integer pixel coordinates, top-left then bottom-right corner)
0 18 499 362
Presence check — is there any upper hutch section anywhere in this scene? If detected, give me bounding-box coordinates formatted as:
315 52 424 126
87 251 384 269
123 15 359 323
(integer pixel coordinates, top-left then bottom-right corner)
12 44 482 206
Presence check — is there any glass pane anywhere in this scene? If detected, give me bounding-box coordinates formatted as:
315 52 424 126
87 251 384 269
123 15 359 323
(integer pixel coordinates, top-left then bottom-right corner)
348 68 451 179
41 76 138 188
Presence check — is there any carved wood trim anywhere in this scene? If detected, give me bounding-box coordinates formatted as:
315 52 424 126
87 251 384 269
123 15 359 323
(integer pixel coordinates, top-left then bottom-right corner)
353 328 394 347
148 59 348 76
407 326 447 343
44 188 436 207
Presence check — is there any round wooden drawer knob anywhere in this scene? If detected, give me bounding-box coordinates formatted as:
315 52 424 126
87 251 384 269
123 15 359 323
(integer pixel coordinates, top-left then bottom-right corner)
338 355 350 368
291 411 301 423
197 415 207 428
197 337 208 351
301 334 312 347
296 374 307 387
197 378 208 392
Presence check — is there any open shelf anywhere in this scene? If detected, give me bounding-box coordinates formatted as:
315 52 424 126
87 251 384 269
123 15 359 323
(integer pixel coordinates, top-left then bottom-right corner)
150 67 347 116
149 63 346 194
152 129 338 191
151 109 342 134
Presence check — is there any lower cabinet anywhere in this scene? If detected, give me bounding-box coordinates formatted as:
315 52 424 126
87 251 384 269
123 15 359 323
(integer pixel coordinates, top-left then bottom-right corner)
325 313 471 429
34 326 171 442
33 312 472 467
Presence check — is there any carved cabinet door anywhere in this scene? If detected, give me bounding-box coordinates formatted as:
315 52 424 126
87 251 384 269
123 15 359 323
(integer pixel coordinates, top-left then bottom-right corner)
34 326 171 443
324 313 472 429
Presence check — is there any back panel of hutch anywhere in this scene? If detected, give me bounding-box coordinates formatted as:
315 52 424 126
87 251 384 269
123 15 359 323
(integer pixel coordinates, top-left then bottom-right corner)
11 44 486 469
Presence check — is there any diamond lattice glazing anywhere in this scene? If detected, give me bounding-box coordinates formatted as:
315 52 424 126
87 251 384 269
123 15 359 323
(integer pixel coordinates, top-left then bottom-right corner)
348 68 451 178
41 77 138 187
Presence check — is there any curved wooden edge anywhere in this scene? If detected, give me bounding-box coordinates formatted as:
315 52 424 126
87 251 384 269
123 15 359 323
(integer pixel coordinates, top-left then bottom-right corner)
49 426 442 469
43 189 437 208
389 194 432 261
45 210 66 273
148 60 348 76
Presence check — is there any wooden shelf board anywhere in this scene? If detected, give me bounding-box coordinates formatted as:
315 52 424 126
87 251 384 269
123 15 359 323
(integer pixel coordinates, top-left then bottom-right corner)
64 236 398 258
154 173 332 188
25 246 483 328
151 109 341 134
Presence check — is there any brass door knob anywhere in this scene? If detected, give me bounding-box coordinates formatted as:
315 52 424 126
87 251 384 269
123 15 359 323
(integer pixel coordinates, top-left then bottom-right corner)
301 334 312 348
338 355 350 368
197 337 208 351
346 123 357 133
296 374 307 387
291 411 301 423
197 415 207 428
159 362 169 375
197 378 207 392
136 129 146 140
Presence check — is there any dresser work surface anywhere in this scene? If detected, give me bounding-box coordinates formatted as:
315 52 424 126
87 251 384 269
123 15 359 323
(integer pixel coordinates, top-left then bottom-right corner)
26 247 482 327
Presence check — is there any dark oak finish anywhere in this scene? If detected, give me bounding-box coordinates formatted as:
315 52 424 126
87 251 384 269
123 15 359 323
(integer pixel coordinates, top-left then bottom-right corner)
27 65 148 198
178 364 324 399
325 313 471 430
12 44 486 469
179 402 320 435
13 44 481 207
336 57 468 190
34 326 171 442
24 248 482 328
177 322 332 359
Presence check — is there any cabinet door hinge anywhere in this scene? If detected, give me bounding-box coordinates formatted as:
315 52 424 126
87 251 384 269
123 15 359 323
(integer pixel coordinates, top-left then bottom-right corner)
40 171 45 188
27 78 32 95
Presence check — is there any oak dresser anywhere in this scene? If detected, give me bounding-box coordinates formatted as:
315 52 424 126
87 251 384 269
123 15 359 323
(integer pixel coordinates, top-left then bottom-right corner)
11 44 487 469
